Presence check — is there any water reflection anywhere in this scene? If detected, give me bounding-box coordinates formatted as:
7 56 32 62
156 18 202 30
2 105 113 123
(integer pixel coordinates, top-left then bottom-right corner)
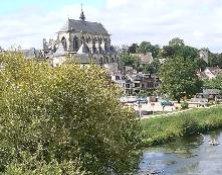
209 130 220 146
139 130 222 175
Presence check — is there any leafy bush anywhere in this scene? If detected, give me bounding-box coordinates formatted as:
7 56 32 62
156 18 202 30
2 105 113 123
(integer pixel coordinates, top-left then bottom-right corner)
2 151 90 175
0 52 141 174
181 101 189 110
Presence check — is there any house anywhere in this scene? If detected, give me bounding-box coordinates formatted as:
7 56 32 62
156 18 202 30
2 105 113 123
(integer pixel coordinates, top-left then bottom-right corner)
131 53 153 66
198 67 222 80
192 89 221 104
111 73 161 95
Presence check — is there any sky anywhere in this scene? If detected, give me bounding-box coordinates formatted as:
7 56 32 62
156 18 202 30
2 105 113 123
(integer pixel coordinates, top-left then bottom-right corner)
1 0 222 52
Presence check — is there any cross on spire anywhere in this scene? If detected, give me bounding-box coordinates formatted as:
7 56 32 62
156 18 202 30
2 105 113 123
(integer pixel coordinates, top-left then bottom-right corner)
80 3 86 21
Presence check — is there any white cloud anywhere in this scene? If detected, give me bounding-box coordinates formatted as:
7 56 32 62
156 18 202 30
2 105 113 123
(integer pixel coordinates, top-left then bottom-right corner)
106 0 130 8
1 0 222 52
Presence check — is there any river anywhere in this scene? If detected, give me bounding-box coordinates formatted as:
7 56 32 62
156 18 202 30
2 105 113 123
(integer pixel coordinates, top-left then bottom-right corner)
138 130 222 175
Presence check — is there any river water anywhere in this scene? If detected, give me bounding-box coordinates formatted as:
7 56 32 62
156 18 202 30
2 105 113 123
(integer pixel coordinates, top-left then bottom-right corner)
138 130 222 175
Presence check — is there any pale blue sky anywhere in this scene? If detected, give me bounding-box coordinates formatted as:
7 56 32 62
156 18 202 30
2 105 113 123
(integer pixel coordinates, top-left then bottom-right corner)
1 0 104 15
1 0 222 52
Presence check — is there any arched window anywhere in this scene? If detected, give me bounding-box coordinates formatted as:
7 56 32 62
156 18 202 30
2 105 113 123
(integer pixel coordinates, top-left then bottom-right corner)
86 37 90 43
73 36 79 51
81 36 85 43
61 37 67 51
104 43 108 52
92 40 97 54
98 39 102 54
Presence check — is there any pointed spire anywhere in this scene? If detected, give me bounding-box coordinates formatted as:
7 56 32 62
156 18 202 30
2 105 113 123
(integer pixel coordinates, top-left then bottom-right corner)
80 3 86 21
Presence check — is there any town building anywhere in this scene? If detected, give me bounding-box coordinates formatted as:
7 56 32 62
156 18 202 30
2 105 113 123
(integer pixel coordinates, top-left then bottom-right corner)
131 53 154 66
198 67 222 80
111 73 161 94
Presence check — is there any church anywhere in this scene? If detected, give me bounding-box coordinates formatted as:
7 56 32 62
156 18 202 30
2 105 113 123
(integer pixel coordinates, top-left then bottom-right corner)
43 7 118 70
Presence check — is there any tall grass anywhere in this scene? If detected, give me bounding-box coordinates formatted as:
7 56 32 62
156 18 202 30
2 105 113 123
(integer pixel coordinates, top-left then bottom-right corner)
140 105 222 146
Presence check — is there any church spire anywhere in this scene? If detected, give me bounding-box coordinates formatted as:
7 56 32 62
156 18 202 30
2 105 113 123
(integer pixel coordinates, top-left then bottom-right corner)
80 4 86 21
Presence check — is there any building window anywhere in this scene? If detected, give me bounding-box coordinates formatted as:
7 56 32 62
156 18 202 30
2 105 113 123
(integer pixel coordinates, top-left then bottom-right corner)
147 82 154 88
126 84 130 88
99 39 102 53
115 76 120 80
135 83 140 88
73 36 79 51
104 42 108 52
92 40 97 53
61 37 67 51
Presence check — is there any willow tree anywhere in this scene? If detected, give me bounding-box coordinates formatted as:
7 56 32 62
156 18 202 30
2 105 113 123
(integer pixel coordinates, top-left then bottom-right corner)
0 52 141 175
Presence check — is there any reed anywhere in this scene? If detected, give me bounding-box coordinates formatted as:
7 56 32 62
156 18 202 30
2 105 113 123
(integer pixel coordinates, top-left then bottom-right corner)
140 105 222 146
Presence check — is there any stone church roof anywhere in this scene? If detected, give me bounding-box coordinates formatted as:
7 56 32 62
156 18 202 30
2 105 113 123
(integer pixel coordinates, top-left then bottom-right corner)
59 19 109 35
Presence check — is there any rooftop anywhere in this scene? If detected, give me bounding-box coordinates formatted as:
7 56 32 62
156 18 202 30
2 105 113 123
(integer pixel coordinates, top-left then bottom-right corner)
59 19 109 35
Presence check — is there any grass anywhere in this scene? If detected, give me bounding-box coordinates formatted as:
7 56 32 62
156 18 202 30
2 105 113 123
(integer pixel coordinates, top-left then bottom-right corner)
140 105 222 147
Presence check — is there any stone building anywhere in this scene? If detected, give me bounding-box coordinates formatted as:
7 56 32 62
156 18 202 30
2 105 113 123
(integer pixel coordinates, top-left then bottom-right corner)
198 67 222 80
43 7 118 69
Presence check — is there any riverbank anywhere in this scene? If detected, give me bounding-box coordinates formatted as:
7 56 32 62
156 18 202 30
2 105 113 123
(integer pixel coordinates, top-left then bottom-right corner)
140 105 222 146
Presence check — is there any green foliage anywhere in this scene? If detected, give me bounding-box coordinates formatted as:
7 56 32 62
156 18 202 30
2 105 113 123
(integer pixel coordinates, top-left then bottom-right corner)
141 105 222 146
128 43 138 54
208 52 222 68
0 52 141 174
2 151 90 175
181 101 189 110
137 41 160 58
120 53 138 67
168 37 185 47
161 39 198 60
144 58 160 74
204 75 222 90
160 56 203 102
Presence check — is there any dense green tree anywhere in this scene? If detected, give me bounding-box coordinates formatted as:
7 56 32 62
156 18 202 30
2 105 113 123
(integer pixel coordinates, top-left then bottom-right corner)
204 75 222 90
128 43 138 54
144 58 161 74
168 37 185 47
161 38 198 60
137 41 160 58
196 59 208 71
0 52 141 175
181 46 199 60
161 46 177 58
160 56 203 102
120 53 137 66
208 52 222 68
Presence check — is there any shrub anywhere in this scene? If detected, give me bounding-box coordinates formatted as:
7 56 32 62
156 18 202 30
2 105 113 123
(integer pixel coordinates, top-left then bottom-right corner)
181 101 189 110
0 52 141 174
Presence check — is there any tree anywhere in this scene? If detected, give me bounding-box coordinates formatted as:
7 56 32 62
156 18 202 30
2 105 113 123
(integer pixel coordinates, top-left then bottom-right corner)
161 46 177 58
0 52 141 175
137 41 160 58
208 52 222 68
204 75 222 90
120 53 137 67
160 56 203 102
168 37 185 47
144 58 161 74
161 38 198 60
128 43 138 54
